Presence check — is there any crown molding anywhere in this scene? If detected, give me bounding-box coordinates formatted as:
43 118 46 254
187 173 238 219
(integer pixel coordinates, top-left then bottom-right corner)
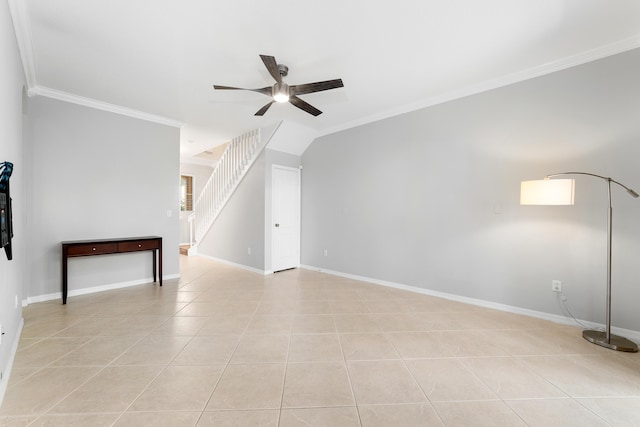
320 34 640 137
29 86 184 128
8 0 37 89
9 0 182 129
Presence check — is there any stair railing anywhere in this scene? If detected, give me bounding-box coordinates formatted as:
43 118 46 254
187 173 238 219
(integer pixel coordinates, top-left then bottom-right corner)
193 128 264 244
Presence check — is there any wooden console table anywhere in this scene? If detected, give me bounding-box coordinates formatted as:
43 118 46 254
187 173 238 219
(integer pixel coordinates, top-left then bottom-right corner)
61 236 162 304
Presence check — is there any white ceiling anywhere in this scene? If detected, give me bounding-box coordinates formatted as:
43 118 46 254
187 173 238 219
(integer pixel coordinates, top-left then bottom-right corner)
10 0 640 160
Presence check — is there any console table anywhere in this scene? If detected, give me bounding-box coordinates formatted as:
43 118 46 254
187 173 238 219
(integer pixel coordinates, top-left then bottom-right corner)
61 236 162 304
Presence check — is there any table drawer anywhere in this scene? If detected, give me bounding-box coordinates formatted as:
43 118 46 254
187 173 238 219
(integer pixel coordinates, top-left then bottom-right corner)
119 240 159 252
67 243 118 256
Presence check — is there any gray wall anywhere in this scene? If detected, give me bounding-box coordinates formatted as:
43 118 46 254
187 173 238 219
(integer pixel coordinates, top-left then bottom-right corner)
197 151 266 270
301 48 640 331
26 96 180 300
0 0 26 397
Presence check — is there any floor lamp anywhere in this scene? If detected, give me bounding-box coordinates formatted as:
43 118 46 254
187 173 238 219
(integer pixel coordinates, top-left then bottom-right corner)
521 172 639 352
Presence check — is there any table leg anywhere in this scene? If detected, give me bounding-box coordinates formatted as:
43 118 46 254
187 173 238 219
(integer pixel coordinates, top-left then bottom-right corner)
159 240 163 286
62 249 68 304
152 249 157 283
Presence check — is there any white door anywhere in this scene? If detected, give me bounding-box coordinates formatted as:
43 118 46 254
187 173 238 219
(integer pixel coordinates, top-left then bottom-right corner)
272 165 300 272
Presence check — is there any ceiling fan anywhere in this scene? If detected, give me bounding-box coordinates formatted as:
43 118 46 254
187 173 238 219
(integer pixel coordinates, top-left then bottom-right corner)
213 55 344 117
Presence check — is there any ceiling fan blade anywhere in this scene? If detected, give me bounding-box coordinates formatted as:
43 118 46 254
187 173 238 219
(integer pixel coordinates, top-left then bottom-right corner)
213 85 273 97
290 79 344 96
213 85 245 90
289 95 322 116
260 55 282 84
255 101 275 116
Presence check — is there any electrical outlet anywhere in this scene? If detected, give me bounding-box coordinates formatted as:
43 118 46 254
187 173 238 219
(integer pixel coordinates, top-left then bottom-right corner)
0 324 3 345
323 249 328 257
247 247 251 255
552 280 562 292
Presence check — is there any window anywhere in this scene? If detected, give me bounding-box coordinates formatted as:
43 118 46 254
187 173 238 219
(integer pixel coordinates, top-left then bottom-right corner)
180 175 193 211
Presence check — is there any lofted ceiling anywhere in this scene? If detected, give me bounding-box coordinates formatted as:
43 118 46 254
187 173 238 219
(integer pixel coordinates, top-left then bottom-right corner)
9 0 640 162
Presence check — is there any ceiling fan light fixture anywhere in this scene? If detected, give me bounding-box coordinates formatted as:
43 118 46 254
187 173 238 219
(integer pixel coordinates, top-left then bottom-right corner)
273 82 290 103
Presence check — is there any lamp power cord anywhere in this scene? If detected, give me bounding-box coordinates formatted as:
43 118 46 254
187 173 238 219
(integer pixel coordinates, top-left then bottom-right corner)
556 291 605 332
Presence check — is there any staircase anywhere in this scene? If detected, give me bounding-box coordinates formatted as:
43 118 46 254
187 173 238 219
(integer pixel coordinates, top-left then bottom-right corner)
187 128 268 255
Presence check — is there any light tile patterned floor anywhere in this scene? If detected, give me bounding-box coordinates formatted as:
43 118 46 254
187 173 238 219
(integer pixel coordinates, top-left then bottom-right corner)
2 255 640 426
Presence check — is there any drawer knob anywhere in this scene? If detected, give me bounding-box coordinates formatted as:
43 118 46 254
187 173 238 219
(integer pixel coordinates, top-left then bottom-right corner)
138 244 142 248
92 247 96 251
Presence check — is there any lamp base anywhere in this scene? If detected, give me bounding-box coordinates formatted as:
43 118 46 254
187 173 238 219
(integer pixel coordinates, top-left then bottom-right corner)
583 330 638 352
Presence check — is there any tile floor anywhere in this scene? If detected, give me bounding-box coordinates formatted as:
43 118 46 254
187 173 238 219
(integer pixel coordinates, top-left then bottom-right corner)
1 255 640 426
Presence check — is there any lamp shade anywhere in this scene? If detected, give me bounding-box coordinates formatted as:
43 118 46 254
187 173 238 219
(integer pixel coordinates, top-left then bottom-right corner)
520 179 575 205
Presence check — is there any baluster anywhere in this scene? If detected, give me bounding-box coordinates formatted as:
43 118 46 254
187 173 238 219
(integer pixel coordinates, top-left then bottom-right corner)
234 139 238 178
223 152 231 192
239 137 243 171
245 135 249 165
225 152 229 191
229 140 234 182
237 137 242 173
238 137 242 174
202 186 207 235
233 139 238 180
213 172 218 213
217 168 221 209
229 141 233 182
220 164 224 205
215 162 219 198
221 155 225 194
242 135 248 167
213 170 217 210
240 138 247 171
224 153 229 192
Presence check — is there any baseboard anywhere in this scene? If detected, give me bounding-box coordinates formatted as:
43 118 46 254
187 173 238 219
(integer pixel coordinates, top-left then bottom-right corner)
23 274 180 306
196 253 271 275
0 317 24 407
299 264 640 343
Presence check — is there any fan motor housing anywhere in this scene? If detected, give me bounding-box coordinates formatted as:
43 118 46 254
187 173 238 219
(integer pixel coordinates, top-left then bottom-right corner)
277 64 288 77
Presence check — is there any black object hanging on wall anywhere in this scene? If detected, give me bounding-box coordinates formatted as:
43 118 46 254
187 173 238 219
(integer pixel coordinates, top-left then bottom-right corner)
0 162 14 260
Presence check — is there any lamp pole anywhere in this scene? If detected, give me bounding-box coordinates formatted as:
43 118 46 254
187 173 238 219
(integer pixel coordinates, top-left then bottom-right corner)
546 172 638 352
